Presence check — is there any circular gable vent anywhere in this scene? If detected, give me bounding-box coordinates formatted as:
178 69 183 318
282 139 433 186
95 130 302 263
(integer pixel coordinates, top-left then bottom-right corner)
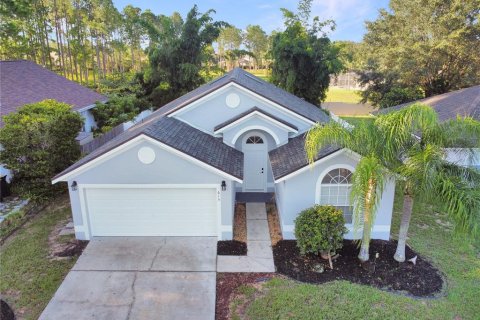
226 93 240 108
137 147 156 164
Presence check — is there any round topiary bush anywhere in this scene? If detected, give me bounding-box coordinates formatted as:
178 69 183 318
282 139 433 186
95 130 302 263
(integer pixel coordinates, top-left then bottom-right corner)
294 205 348 267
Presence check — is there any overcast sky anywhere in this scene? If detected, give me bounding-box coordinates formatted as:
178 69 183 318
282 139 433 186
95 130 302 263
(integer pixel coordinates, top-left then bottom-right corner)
112 0 390 42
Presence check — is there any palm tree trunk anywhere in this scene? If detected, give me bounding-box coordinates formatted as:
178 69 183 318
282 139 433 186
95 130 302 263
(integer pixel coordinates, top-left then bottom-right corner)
394 191 414 262
358 178 376 262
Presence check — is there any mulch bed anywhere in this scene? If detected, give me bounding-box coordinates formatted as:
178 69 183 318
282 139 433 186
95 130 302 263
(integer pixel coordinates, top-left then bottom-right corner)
1 299 15 320
216 273 276 320
233 203 247 242
266 202 283 245
273 240 444 297
217 240 247 255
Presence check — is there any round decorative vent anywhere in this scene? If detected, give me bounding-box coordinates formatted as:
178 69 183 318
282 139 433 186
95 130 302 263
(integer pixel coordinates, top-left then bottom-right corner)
137 147 156 164
226 93 240 108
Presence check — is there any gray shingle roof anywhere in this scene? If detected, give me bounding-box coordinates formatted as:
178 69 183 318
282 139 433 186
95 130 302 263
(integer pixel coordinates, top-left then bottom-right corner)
372 85 480 121
269 135 341 180
54 68 332 181
0 60 107 127
213 106 298 132
54 116 243 180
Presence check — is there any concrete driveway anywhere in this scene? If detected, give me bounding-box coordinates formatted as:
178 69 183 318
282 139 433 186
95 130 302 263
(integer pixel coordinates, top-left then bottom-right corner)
39 237 217 320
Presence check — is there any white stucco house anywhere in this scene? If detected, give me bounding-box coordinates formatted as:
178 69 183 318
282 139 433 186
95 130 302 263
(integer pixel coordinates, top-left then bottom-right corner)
0 60 107 187
53 68 395 241
373 85 480 169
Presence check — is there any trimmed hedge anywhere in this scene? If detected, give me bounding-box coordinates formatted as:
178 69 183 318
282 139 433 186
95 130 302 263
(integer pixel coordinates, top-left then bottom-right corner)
294 205 348 256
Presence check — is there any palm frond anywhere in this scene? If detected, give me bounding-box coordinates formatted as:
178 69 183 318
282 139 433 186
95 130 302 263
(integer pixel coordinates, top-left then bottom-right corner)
350 155 386 241
305 121 351 164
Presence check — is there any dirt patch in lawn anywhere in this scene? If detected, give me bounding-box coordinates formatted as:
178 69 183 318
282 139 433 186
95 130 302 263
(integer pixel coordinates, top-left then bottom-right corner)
266 202 283 245
233 203 247 243
273 240 444 297
216 273 276 320
217 240 247 255
48 217 87 259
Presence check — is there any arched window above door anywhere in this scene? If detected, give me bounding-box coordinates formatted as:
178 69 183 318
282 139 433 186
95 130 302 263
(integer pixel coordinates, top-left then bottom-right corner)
246 136 264 144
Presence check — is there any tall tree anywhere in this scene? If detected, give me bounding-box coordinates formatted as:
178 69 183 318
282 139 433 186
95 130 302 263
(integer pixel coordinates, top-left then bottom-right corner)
269 0 342 105
362 0 480 99
217 26 243 70
245 25 268 69
140 5 226 107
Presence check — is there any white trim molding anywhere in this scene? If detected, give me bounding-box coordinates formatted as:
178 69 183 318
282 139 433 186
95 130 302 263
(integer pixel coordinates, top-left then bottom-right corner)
231 125 281 145
52 134 243 184
275 148 361 183
168 82 315 126
214 110 298 135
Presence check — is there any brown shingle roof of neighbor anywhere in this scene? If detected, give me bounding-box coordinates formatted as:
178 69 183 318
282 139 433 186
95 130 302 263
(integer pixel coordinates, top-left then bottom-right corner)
0 60 107 127
372 85 480 122
269 134 341 180
53 68 331 182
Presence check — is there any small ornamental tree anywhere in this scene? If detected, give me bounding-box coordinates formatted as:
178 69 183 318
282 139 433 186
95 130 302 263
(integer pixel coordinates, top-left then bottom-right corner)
294 205 348 268
0 100 83 200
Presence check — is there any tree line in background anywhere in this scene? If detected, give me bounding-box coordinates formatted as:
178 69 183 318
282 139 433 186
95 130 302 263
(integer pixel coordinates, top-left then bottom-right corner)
1 0 478 120
338 0 480 108
0 0 148 86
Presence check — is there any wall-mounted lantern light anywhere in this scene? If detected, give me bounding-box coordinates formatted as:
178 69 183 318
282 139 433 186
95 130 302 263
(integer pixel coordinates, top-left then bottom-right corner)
71 181 78 191
221 180 226 191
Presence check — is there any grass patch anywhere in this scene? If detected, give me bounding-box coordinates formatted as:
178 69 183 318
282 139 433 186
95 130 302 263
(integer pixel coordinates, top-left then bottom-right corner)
340 116 375 127
234 185 480 319
0 197 77 320
0 209 28 239
325 87 362 103
246 69 270 82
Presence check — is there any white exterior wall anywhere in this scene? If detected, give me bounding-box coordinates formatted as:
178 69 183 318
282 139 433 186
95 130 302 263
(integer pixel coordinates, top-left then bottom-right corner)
79 108 96 132
173 85 312 135
221 116 291 147
66 139 235 240
275 151 395 240
444 148 480 169
0 164 12 183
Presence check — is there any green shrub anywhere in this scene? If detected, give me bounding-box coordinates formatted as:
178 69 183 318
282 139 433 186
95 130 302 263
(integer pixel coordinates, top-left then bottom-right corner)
294 205 348 256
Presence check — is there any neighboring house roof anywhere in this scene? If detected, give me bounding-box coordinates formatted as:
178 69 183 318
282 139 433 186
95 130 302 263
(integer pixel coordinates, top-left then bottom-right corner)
372 85 480 121
161 68 330 123
269 134 341 180
53 116 244 181
213 106 298 132
0 60 107 127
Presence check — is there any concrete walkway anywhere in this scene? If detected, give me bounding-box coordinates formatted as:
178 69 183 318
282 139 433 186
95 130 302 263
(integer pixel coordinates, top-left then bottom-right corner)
39 237 217 320
217 203 275 272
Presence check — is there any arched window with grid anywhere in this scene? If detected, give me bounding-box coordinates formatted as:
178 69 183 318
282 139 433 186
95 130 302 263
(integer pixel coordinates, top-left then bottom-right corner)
318 168 353 223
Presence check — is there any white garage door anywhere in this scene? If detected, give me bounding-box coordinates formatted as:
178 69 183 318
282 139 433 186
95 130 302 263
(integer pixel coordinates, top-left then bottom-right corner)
84 187 218 237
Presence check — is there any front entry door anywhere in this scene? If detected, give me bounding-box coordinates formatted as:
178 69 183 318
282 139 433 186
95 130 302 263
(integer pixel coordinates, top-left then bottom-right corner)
243 135 267 191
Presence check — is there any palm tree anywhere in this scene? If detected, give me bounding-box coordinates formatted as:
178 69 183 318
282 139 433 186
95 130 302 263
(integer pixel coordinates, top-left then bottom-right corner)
306 118 394 262
375 104 480 262
306 104 480 262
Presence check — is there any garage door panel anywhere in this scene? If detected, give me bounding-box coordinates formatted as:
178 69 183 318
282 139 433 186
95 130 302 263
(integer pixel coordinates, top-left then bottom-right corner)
84 187 218 236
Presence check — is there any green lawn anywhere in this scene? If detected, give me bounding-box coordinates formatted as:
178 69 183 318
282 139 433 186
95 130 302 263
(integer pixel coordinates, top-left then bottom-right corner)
325 87 362 104
232 185 480 319
0 196 78 320
247 69 270 81
340 116 375 127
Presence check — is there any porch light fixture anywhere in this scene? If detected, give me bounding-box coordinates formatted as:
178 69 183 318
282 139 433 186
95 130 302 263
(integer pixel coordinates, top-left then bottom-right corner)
221 180 227 191
70 181 78 191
